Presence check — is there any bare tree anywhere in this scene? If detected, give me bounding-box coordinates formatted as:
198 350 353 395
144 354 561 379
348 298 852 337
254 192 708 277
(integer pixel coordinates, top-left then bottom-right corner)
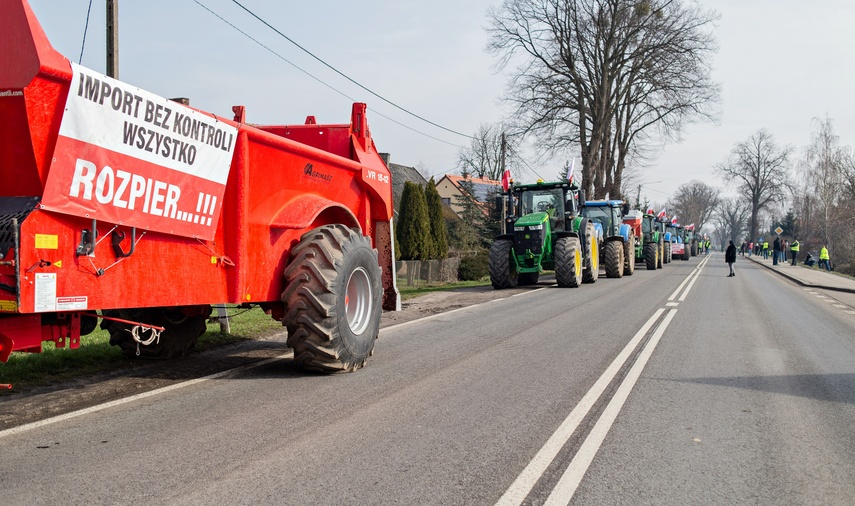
720 196 749 243
668 180 719 233
800 116 846 248
487 0 719 199
715 129 793 242
456 123 513 181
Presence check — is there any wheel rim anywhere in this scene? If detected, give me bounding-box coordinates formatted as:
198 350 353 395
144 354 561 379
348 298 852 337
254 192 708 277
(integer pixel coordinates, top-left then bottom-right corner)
574 247 582 275
345 267 373 335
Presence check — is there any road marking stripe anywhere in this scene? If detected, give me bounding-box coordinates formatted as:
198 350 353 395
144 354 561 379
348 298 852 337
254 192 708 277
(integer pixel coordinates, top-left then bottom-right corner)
846 311 855 315
544 309 678 505
495 308 666 506
833 304 846 308
0 353 292 440
678 256 710 302
668 255 709 301
666 302 679 306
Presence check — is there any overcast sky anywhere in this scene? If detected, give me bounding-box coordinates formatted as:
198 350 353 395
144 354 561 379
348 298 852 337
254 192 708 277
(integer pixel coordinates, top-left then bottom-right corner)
27 0 855 205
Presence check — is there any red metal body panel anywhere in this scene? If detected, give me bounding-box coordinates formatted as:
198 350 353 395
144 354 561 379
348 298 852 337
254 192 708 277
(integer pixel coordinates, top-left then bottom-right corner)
0 0 396 358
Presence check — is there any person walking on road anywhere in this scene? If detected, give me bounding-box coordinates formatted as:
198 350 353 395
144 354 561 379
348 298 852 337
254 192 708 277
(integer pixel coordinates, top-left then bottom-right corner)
726 240 737 276
790 238 800 266
773 237 781 265
819 245 831 271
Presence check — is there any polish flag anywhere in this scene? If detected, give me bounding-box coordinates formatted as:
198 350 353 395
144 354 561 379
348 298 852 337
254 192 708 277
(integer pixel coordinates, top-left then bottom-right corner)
567 158 576 184
646 207 655 215
657 208 667 219
501 166 511 192
671 216 678 225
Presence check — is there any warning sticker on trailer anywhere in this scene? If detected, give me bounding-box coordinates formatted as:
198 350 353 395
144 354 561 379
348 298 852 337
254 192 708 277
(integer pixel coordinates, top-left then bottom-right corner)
40 63 238 241
57 296 88 311
35 273 57 313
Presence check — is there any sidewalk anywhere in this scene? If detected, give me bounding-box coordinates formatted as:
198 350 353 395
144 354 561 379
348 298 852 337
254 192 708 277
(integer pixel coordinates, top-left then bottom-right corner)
744 253 855 294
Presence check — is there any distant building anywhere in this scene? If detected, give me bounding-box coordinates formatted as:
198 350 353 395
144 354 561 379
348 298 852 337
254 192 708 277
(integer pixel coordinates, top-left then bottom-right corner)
434 174 502 217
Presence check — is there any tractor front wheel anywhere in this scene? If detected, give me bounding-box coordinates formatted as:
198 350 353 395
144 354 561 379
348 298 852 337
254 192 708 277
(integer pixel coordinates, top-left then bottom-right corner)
103 306 211 359
604 240 623 278
489 239 518 289
555 236 582 288
645 242 658 270
281 225 382 373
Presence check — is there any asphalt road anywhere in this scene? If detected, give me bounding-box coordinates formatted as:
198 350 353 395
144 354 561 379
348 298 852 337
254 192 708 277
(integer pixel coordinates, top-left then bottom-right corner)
3 253 855 505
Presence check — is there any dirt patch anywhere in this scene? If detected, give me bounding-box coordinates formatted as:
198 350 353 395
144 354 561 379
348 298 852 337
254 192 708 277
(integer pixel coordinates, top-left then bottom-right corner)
0 283 541 430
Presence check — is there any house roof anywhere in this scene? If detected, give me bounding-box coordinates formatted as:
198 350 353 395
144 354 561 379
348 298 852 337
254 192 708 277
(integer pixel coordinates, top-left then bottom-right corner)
439 174 502 203
388 162 428 212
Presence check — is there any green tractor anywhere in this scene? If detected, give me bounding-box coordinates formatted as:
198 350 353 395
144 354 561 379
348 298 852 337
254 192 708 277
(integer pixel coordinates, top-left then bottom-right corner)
625 211 663 270
489 180 600 288
580 200 635 278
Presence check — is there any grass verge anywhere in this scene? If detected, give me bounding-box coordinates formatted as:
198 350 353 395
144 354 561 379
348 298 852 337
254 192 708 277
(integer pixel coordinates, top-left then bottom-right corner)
0 307 281 390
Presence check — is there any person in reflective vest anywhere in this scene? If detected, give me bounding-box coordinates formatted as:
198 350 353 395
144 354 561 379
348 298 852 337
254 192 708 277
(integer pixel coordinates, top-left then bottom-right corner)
790 238 800 266
819 245 831 271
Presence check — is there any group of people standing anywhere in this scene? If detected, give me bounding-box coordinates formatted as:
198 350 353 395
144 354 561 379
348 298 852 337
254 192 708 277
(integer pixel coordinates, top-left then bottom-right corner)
727 236 832 276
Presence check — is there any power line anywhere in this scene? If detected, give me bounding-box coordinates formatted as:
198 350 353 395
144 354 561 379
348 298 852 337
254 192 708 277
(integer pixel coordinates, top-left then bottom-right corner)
228 0 477 141
78 0 94 64
190 0 464 149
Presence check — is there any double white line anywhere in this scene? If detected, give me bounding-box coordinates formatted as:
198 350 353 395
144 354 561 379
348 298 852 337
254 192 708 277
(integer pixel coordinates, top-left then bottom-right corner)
498 258 708 505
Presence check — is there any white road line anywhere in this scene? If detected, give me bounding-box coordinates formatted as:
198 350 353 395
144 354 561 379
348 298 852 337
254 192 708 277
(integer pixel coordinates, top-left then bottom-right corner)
667 255 709 301
495 308 667 506
678 256 710 302
846 311 855 315
544 309 678 505
833 304 847 308
666 302 679 306
0 353 292 440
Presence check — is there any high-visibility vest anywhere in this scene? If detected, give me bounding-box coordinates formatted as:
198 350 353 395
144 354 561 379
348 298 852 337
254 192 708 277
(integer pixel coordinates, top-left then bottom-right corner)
791 240 799 252
763 241 768 250
820 247 829 260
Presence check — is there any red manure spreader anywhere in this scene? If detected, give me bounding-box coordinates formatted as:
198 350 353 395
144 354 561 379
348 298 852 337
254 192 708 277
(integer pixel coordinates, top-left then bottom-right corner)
0 0 398 372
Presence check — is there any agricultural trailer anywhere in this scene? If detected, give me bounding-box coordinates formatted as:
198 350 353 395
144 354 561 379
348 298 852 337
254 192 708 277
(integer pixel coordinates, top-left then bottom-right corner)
0 0 399 373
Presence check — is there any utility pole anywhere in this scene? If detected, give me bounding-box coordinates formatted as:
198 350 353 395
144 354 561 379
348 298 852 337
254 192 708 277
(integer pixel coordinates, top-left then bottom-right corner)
106 0 118 78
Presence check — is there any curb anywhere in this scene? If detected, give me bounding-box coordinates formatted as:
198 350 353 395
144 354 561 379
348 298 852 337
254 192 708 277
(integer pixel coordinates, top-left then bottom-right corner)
745 255 855 294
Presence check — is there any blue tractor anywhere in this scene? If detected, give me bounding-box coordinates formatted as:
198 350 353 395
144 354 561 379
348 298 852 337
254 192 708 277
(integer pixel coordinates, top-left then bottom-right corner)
580 200 636 278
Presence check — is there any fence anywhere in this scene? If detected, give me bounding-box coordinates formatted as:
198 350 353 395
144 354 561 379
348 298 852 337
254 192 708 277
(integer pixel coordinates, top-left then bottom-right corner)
395 257 461 287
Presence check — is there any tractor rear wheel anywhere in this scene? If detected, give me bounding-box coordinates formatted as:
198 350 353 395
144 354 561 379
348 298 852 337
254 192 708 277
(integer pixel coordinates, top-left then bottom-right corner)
518 272 539 285
281 225 382 373
664 242 671 264
645 242 658 270
657 242 664 269
691 240 698 256
489 239 518 289
582 223 599 284
604 240 623 278
623 236 636 276
103 306 211 359
555 236 582 288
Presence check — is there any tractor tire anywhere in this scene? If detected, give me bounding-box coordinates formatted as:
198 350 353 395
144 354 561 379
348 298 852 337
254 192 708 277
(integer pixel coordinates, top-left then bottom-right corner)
664 242 671 264
281 225 382 373
682 247 690 261
103 306 211 359
489 239 518 289
657 242 664 269
582 223 599 284
645 242 658 270
623 236 636 276
518 272 539 285
555 236 582 288
604 240 623 278
691 240 698 256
